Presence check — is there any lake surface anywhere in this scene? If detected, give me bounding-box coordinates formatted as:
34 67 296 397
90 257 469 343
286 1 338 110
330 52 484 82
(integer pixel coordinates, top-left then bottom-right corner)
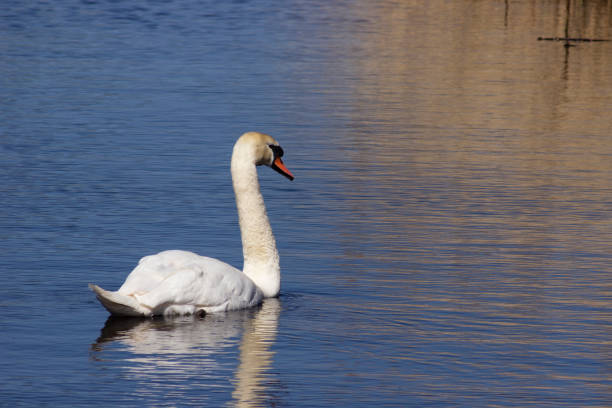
2 0 612 406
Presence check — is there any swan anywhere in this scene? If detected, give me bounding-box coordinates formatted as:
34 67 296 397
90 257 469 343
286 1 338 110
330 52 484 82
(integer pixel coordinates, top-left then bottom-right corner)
89 132 294 317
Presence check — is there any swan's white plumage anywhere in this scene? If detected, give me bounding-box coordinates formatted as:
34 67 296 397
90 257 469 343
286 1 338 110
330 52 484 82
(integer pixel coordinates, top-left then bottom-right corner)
120 250 262 314
89 132 293 317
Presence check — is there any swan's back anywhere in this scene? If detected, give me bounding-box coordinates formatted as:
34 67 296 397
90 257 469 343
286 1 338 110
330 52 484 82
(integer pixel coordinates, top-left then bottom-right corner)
120 250 225 295
94 250 263 316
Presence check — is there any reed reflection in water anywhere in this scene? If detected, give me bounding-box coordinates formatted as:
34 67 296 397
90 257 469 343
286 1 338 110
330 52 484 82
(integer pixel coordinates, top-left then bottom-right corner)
91 299 281 407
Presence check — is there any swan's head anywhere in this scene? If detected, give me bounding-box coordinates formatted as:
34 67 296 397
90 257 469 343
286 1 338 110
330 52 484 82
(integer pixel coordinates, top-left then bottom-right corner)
235 132 294 181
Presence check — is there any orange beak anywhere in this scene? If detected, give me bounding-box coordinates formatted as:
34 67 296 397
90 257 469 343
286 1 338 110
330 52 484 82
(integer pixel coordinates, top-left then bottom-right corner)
271 157 294 181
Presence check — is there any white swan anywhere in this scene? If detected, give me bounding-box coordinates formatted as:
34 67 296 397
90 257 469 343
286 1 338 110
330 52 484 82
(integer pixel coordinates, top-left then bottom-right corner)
89 132 294 316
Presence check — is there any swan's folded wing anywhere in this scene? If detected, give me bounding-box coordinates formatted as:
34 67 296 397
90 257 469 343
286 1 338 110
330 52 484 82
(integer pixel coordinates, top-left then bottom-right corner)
118 250 211 296
118 251 263 314
135 265 262 314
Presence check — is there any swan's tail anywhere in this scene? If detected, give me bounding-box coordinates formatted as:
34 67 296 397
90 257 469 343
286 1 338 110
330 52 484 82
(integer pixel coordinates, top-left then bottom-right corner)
89 284 148 317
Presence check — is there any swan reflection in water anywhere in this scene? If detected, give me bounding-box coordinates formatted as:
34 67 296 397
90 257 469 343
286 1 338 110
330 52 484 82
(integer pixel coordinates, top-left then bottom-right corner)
91 298 281 407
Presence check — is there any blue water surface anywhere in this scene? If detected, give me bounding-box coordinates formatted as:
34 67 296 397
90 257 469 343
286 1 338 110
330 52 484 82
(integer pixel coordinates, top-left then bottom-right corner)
2 0 612 406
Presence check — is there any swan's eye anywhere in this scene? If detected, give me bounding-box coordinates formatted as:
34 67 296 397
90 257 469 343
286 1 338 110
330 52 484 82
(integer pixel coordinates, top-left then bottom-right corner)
269 144 284 158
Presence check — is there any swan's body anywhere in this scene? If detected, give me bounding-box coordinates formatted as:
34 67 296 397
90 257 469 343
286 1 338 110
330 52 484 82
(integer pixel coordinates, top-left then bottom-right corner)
90 132 294 317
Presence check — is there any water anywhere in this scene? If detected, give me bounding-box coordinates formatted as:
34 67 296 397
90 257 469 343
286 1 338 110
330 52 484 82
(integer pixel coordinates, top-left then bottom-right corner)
2 0 612 406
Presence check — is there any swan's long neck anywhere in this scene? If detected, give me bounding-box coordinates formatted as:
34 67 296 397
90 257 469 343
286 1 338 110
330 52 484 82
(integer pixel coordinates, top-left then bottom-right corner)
231 145 280 298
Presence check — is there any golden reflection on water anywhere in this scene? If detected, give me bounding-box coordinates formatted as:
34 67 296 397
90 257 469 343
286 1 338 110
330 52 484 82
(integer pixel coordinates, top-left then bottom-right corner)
319 0 612 263
302 2 612 397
